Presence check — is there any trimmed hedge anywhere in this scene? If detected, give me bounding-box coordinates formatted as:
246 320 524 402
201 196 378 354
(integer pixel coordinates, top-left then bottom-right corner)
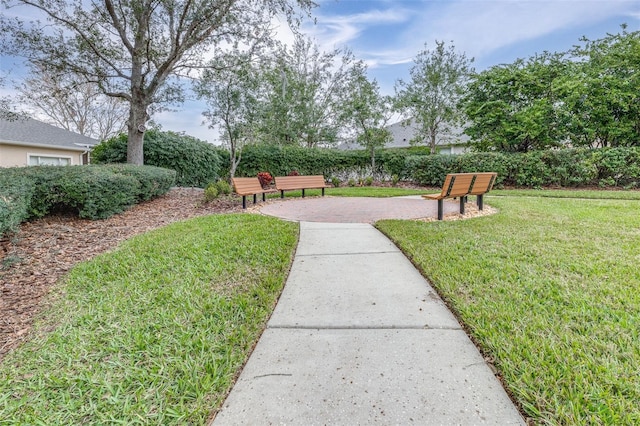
234 145 639 189
235 144 419 180
0 165 176 238
92 130 225 187
405 147 640 188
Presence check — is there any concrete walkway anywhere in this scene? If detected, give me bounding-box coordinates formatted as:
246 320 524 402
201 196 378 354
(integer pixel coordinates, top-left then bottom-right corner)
211 222 525 425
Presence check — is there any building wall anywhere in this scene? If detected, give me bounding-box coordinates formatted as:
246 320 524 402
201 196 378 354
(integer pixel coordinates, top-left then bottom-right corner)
0 144 85 167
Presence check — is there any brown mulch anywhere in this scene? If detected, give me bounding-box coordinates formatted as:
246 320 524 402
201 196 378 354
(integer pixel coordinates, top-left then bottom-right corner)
0 188 243 360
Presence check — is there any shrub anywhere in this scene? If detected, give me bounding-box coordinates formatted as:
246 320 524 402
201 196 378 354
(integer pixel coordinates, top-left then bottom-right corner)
93 130 224 187
203 183 220 202
364 176 374 186
331 177 340 187
288 170 300 176
348 178 356 187
0 165 175 238
100 164 176 200
214 180 232 195
0 169 34 237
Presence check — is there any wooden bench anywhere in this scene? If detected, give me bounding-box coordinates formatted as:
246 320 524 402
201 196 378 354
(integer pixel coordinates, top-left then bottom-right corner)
466 172 497 210
232 177 277 209
274 175 331 198
422 172 497 220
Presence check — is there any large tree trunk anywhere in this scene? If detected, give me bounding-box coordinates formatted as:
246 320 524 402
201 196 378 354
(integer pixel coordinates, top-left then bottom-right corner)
126 98 149 165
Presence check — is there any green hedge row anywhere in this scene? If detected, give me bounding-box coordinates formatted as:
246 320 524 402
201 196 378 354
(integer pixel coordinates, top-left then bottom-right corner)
92 130 225 187
0 165 176 238
236 144 428 179
406 147 640 188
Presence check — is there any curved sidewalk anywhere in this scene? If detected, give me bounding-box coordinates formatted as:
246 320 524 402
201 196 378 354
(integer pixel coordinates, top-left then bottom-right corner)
212 218 524 425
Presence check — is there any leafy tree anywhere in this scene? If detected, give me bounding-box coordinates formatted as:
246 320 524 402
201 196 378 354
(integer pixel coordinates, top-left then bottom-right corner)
1 0 314 164
462 52 569 152
394 41 474 154
195 53 261 181
342 73 392 170
18 64 127 140
563 27 640 147
259 36 364 148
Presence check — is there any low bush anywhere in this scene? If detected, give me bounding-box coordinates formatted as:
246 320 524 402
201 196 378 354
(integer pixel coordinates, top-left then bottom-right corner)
203 183 219 202
101 164 176 201
0 165 175 238
0 169 34 237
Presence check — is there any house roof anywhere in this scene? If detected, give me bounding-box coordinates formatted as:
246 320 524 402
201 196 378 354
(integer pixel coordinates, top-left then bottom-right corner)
0 116 99 151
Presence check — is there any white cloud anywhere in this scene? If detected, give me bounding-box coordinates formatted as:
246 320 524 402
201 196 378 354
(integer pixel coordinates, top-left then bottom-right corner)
402 0 636 61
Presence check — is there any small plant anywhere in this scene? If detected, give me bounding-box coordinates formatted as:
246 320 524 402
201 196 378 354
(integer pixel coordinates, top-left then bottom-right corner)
215 180 232 195
288 170 300 176
391 174 400 186
257 172 273 188
348 178 356 187
331 177 340 187
203 183 219 202
364 176 374 186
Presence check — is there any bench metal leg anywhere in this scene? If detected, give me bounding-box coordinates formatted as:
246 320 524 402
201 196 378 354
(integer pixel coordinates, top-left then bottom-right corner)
253 194 257 204
459 197 465 215
302 189 305 198
477 194 484 210
322 188 325 196
242 195 247 209
262 193 266 202
281 190 285 199
437 199 443 220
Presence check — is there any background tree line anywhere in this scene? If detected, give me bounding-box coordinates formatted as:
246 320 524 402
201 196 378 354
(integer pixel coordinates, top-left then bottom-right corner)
2 0 638 170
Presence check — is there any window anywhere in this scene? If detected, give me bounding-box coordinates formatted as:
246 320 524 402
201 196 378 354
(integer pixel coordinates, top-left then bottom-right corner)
28 155 72 166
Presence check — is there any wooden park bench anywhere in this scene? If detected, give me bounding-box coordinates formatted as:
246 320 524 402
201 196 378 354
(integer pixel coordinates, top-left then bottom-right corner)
274 175 331 198
422 172 497 220
232 177 277 209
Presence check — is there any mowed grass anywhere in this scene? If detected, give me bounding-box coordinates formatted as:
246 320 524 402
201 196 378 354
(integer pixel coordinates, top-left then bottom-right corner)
0 214 298 424
377 194 640 424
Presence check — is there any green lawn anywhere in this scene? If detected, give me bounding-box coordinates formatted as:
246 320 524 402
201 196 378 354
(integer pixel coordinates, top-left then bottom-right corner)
1 189 638 424
0 214 298 424
377 194 640 424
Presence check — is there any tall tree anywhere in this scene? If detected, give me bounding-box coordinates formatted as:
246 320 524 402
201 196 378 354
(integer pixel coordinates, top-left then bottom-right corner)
342 73 392 170
462 52 569 152
18 65 127 140
394 41 473 154
259 36 363 148
1 0 314 164
195 53 261 180
563 26 640 148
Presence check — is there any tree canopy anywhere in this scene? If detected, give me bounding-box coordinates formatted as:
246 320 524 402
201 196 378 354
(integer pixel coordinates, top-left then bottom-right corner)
462 26 640 152
1 0 314 164
394 41 474 154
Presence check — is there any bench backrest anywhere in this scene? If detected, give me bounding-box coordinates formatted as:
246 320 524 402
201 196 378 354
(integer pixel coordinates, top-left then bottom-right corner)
232 177 264 195
469 172 497 195
438 173 476 198
275 175 327 191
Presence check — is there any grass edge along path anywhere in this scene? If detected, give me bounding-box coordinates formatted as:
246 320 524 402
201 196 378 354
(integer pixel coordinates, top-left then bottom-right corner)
377 195 640 425
0 213 298 425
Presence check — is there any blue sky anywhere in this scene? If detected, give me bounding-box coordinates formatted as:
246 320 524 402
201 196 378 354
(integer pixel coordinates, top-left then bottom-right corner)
159 0 640 143
3 0 640 143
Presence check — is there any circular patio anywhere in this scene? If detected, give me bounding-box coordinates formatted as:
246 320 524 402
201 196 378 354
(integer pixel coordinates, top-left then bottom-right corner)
258 196 465 223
